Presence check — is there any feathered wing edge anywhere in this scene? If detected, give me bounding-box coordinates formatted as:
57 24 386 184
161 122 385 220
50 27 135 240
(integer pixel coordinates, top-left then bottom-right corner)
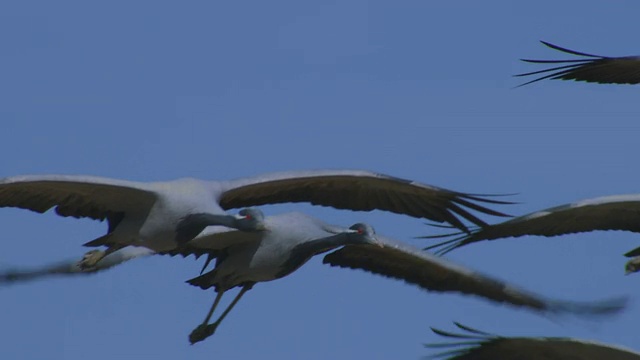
218 170 516 235
424 322 500 359
514 40 610 87
420 223 478 256
425 322 640 359
421 221 640 261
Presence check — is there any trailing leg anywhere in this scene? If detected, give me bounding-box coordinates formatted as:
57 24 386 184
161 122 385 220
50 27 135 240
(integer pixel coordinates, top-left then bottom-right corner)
188 284 254 344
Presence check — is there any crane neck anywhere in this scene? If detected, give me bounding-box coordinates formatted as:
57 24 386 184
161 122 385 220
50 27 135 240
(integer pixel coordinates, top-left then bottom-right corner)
299 233 359 256
277 232 358 278
175 213 241 244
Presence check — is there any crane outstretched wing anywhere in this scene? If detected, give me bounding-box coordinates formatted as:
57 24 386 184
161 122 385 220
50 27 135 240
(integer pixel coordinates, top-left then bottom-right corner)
425 322 640 359
423 194 640 256
324 236 627 315
0 175 157 230
220 169 512 233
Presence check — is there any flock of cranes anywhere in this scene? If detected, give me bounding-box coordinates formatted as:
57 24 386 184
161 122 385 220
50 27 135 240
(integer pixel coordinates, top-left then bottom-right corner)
2 41 639 357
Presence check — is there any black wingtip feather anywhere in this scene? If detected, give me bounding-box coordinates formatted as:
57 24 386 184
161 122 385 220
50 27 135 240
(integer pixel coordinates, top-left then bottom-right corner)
539 40 605 58
515 63 587 77
624 247 640 258
546 296 629 317
513 41 636 87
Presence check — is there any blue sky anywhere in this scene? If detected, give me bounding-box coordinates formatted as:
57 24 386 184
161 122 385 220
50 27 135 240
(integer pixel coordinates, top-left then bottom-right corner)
1 1 639 359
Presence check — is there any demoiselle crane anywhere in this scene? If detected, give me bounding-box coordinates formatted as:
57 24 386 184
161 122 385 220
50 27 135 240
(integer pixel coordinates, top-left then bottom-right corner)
1 208 626 344
425 322 640 359
0 170 510 268
165 209 626 344
515 41 640 86
424 194 640 274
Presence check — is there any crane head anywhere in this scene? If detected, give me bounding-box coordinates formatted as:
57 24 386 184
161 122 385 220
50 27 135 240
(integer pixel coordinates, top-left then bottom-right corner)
236 208 266 231
348 223 383 247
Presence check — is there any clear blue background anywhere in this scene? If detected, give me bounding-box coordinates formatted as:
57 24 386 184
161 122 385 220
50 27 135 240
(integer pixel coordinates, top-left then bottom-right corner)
1 1 638 359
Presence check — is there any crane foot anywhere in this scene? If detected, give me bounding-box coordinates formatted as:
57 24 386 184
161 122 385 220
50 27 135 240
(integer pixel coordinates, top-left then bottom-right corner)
77 249 106 270
189 323 217 344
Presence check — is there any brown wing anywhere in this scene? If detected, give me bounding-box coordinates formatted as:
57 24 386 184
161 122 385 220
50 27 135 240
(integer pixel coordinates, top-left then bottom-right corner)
162 226 264 259
426 322 640 360
219 169 511 233
323 236 626 315
424 194 640 256
0 175 157 228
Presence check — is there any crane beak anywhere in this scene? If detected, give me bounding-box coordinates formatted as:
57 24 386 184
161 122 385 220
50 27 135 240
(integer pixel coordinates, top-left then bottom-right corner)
363 234 383 248
346 228 383 247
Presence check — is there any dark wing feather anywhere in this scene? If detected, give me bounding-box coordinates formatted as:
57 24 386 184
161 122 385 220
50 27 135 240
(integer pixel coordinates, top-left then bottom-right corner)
162 226 265 279
515 41 640 86
219 169 512 233
425 322 640 360
625 246 640 258
0 175 157 225
323 236 626 315
423 195 640 255
164 226 264 256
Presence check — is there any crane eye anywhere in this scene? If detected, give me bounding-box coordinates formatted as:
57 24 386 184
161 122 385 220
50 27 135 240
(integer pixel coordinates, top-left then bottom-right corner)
357 228 363 234
245 214 252 220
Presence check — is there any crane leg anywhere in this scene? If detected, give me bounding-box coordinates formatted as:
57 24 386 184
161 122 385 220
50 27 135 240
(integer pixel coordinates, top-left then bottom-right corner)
189 283 254 344
188 290 225 344
203 290 225 325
